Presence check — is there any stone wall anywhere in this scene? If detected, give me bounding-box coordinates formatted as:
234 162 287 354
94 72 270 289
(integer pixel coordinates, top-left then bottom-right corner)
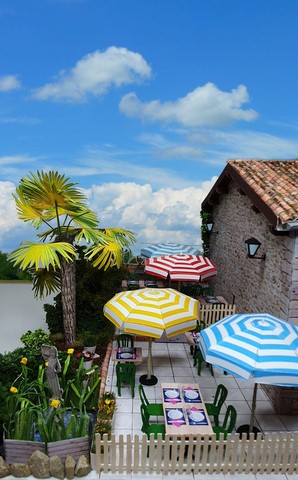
207 181 298 414
208 182 297 322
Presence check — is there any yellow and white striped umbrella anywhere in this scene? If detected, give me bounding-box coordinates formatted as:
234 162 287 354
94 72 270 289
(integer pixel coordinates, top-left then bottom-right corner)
103 287 199 338
104 288 199 385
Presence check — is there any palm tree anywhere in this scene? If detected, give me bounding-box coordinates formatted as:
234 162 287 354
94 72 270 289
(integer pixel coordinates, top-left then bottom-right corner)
9 170 135 346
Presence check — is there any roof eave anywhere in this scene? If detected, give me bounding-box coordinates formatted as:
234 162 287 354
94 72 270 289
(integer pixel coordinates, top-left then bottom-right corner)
202 163 281 228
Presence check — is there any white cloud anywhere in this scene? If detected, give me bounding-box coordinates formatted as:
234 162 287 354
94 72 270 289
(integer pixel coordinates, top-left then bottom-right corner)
0 182 22 232
85 179 217 254
155 145 204 159
32 47 152 102
0 75 21 92
189 129 298 162
0 181 38 253
120 83 258 127
0 177 217 254
65 153 201 189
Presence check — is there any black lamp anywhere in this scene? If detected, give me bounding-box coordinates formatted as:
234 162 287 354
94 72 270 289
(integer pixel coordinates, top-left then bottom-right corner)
245 238 266 260
205 221 218 234
206 222 214 233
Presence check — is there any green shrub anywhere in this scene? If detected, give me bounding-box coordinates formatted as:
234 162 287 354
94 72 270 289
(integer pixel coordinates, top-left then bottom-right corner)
20 329 50 352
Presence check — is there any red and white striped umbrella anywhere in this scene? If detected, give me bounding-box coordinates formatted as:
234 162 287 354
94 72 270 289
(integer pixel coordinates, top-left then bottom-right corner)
145 254 217 282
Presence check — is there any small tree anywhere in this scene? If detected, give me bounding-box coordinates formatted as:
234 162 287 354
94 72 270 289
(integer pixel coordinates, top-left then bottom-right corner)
10 170 135 346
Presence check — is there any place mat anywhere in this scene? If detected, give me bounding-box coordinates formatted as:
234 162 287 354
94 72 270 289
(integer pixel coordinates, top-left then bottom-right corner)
115 347 137 360
165 408 186 426
183 387 201 403
186 408 208 425
163 388 181 403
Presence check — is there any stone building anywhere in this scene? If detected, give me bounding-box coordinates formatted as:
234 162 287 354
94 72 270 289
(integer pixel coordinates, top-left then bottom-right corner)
201 159 298 414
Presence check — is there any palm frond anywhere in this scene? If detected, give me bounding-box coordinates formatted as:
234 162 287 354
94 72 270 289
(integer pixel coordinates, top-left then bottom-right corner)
103 228 136 247
13 191 44 228
70 208 99 229
30 267 61 298
85 243 123 270
74 228 107 244
9 241 77 271
17 170 88 210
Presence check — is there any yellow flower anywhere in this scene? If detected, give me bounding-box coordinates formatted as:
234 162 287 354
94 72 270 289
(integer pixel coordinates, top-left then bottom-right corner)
10 386 18 394
50 399 60 409
105 399 111 405
45 361 49 367
21 357 28 365
67 348 74 355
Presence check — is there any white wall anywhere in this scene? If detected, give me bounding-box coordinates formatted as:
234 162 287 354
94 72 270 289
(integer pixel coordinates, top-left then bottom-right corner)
0 283 52 354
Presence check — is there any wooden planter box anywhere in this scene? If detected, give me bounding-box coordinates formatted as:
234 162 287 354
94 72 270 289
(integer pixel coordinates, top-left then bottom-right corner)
4 439 45 464
46 436 89 461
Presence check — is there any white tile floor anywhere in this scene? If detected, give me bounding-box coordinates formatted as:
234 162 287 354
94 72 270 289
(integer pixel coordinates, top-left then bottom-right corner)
100 338 298 478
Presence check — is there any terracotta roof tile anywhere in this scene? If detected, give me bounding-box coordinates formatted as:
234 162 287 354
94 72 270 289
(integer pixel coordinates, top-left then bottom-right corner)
228 159 298 224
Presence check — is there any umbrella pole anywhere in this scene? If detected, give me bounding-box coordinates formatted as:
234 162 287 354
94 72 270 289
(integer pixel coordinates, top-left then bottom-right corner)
249 383 258 433
139 337 158 386
236 382 261 438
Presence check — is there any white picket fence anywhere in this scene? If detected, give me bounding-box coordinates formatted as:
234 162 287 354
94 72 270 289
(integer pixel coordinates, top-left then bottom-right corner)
94 432 298 475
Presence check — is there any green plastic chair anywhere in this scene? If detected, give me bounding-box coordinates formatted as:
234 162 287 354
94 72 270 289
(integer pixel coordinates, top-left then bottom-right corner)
116 363 136 397
140 404 165 439
193 348 214 376
212 404 237 439
127 283 140 290
190 321 206 355
116 334 134 349
205 384 228 426
139 384 164 417
201 286 215 297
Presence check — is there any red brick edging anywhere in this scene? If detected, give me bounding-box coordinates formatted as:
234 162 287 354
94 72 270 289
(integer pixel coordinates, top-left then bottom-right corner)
99 341 113 397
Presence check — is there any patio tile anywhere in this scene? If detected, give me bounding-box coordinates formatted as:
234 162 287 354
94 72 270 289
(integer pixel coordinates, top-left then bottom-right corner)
173 366 195 376
215 377 239 389
114 412 134 430
153 366 174 376
255 400 276 414
225 475 257 480
132 398 141 413
225 400 251 415
116 397 133 412
174 376 199 383
255 474 288 480
171 358 193 367
132 412 143 430
279 415 298 430
256 413 286 432
194 376 217 388
235 414 262 431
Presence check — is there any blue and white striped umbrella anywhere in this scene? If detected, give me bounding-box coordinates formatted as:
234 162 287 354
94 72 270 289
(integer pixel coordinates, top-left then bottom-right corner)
141 242 201 258
199 313 298 432
199 313 298 386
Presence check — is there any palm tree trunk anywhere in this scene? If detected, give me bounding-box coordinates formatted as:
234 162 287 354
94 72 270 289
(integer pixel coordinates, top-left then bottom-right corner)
61 258 76 346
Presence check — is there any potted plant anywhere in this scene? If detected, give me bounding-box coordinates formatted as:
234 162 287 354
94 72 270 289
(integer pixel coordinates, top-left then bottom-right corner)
91 391 116 467
3 357 47 463
40 401 91 461
76 349 95 369
4 348 99 463
82 332 97 354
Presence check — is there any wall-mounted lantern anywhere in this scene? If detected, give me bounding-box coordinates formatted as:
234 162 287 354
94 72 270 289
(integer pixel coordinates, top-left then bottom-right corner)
245 237 266 260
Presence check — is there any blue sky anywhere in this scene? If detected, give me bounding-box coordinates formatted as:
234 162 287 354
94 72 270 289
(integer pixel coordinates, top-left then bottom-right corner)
1 0 298 255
